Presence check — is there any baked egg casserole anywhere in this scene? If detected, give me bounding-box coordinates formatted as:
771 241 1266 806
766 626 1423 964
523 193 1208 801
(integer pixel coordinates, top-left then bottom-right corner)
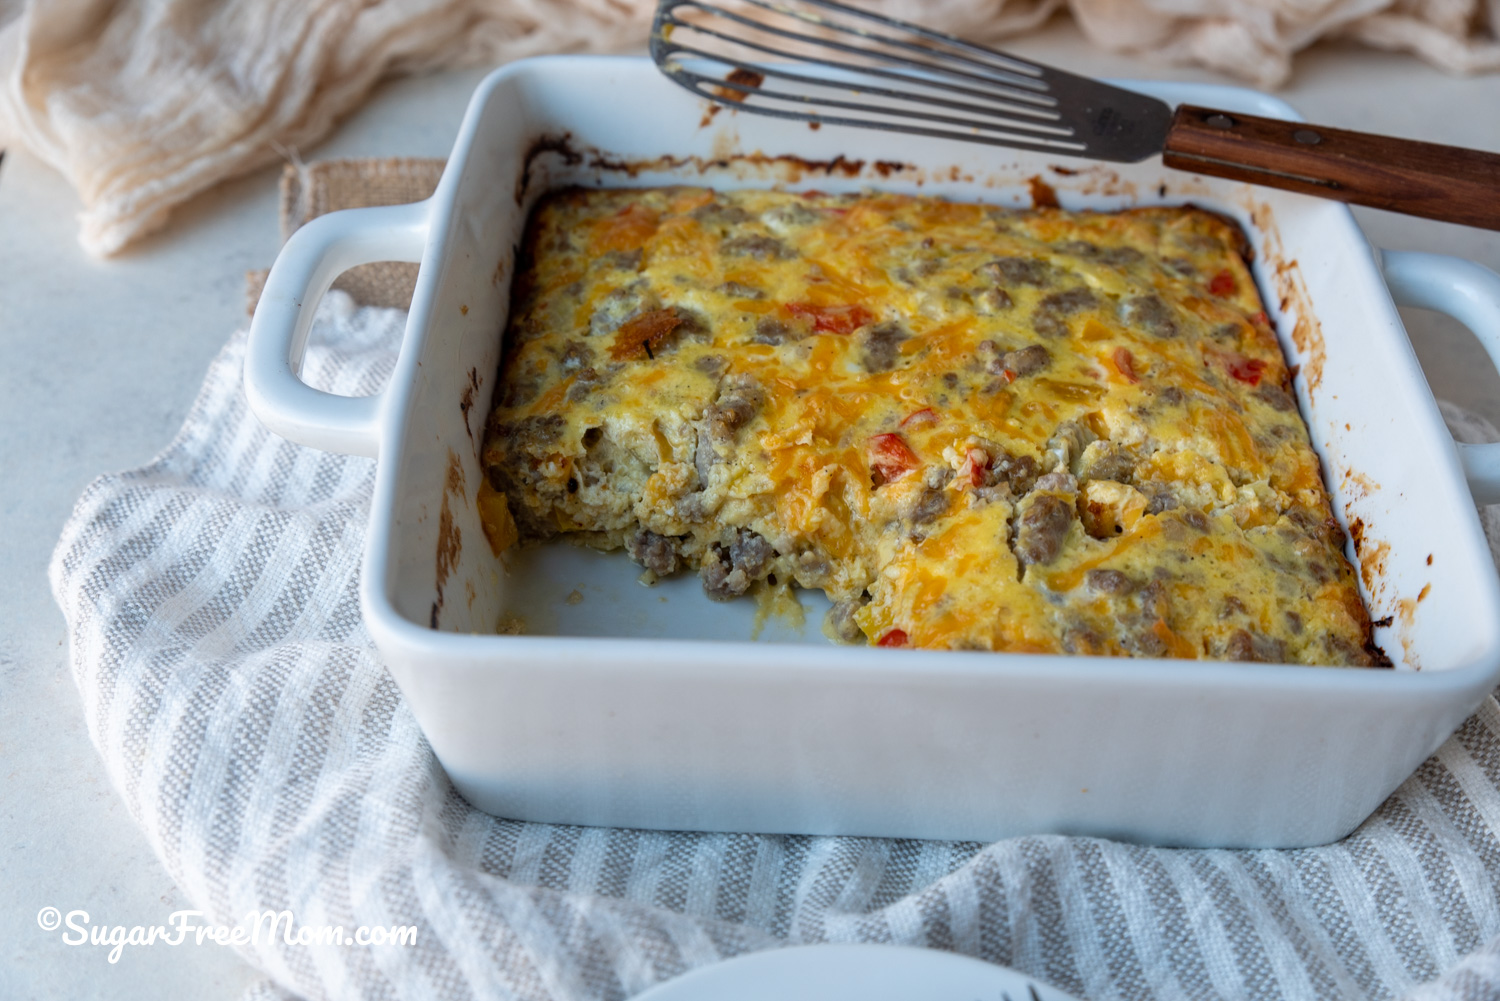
479 186 1383 666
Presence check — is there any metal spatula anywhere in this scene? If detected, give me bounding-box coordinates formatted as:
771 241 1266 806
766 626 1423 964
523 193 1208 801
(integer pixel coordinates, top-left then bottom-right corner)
651 0 1500 230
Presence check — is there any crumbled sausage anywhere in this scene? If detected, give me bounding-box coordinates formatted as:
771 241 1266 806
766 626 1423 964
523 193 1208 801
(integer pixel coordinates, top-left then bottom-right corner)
541 228 577 255
700 546 745 600
894 259 943 285
909 487 949 524
1032 288 1098 338
1061 626 1106 655
924 465 956 490
1120 294 1178 338
598 248 643 271
980 256 1050 286
1044 421 1094 473
1014 493 1074 566
730 529 775 577
1033 471 1078 493
691 202 751 226
558 341 593 373
824 596 868 644
859 321 908 372
500 372 541 407
1322 633 1380 668
761 202 820 233
492 414 564 450
722 234 794 260
1085 569 1134 594
565 367 605 403
1062 241 1143 268
1255 382 1298 412
700 529 776 600
1079 442 1134 483
998 343 1050 377
675 488 716 523
753 317 798 345
1287 507 1348 554
1047 289 1100 313
991 451 1039 495
1099 246 1144 267
792 550 832 588
718 280 765 300
702 373 764 444
1182 509 1210 532
1138 579 1170 619
694 425 720 485
625 528 681 576
1125 628 1168 657
975 288 1013 314
1145 489 1179 514
1158 385 1185 406
673 307 711 341
695 354 728 377
1223 628 1288 663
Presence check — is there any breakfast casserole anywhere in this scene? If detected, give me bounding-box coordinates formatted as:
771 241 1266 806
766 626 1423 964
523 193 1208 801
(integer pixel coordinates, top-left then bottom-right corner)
478 186 1382 665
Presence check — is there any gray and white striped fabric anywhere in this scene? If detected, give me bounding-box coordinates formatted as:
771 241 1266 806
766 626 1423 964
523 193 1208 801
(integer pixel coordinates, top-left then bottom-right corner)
49 293 1500 1001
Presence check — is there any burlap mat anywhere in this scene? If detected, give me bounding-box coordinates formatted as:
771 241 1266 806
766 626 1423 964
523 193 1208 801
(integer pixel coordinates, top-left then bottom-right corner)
245 157 445 315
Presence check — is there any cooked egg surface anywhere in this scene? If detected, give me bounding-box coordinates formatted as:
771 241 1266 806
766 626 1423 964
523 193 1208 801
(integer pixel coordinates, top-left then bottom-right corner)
480 187 1379 666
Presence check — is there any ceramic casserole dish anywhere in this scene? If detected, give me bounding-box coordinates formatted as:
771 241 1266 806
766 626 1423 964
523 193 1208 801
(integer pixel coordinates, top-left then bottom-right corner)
245 55 1500 849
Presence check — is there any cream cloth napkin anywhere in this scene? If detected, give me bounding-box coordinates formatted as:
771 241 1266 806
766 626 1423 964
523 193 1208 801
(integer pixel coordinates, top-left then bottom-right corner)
48 287 1500 1001
2 0 1498 257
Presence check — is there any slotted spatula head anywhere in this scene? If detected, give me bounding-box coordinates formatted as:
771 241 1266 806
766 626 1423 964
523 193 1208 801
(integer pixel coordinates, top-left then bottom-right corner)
650 0 1174 163
651 0 1500 231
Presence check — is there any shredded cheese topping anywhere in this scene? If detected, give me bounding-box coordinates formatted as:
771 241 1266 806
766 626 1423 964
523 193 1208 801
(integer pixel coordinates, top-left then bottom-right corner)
481 187 1380 665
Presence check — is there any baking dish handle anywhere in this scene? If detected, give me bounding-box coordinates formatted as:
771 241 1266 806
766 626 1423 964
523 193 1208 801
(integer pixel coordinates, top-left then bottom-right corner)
245 200 430 458
1380 249 1500 505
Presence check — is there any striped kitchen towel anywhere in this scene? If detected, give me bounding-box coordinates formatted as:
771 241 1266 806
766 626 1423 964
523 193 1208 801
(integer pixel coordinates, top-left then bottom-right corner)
49 292 1500 1001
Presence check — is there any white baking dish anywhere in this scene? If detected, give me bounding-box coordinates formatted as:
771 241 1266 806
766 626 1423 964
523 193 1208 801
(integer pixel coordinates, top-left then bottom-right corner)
245 55 1500 849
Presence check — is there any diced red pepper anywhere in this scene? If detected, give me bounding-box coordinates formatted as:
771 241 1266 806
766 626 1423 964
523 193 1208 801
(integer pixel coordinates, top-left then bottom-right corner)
1209 269 1237 297
900 407 939 428
1112 347 1140 384
1225 354 1267 385
1253 310 1270 327
786 302 875 335
876 628 909 648
997 368 1017 385
867 432 920 483
962 447 990 487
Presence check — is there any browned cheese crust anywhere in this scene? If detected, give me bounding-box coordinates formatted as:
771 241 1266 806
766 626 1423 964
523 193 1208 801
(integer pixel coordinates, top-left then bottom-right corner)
479 186 1383 665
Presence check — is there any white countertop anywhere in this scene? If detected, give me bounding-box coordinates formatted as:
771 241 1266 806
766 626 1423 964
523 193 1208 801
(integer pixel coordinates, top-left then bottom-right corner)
3 20 1499 999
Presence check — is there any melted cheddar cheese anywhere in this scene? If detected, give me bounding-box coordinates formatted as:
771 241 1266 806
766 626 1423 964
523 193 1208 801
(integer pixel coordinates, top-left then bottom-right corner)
481 187 1381 666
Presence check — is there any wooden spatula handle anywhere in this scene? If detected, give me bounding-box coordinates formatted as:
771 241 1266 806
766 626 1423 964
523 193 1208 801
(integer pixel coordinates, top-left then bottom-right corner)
1162 104 1500 231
